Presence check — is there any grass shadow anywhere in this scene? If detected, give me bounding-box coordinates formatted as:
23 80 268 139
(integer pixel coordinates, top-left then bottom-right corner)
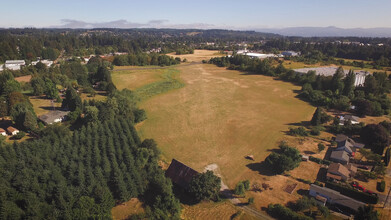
316 167 328 182
303 150 316 155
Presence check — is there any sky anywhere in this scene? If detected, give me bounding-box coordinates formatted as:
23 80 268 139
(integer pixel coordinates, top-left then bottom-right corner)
1 0 391 29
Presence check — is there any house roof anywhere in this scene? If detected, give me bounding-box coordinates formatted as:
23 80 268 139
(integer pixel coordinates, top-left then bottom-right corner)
7 126 18 133
310 184 365 211
330 151 350 162
336 140 354 154
0 128 6 133
343 115 360 122
328 163 350 178
38 110 69 125
354 143 365 148
165 159 199 189
335 134 349 143
327 173 342 180
5 60 25 64
347 164 357 173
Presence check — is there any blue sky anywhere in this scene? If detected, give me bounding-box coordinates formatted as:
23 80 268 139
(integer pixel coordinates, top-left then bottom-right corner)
1 0 391 29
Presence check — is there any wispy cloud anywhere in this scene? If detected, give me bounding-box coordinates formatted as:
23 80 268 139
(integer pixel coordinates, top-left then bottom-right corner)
51 19 216 29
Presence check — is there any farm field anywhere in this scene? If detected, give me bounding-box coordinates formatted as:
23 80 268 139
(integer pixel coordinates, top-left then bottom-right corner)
29 96 62 116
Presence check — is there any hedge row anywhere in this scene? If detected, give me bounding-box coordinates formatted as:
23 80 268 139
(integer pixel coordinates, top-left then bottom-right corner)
325 181 378 204
309 156 331 165
267 204 312 220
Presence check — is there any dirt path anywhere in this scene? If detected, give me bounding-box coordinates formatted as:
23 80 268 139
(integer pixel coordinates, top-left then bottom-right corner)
204 164 274 220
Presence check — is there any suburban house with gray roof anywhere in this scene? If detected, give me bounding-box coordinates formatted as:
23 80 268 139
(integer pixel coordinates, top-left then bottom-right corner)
327 163 351 181
38 110 69 125
309 184 365 213
339 115 360 125
330 150 350 165
336 140 355 156
335 134 365 150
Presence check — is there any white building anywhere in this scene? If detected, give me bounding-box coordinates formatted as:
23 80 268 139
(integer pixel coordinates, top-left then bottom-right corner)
0 128 6 136
294 67 369 87
4 60 25 70
31 59 53 67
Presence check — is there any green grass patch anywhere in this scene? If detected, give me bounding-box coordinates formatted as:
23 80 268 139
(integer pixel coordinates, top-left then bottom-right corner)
134 68 184 101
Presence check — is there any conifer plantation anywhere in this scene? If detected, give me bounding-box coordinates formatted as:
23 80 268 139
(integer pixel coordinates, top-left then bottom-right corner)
0 119 181 219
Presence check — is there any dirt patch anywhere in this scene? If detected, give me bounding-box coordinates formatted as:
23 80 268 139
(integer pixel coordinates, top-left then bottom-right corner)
15 75 32 83
111 198 144 220
167 50 225 63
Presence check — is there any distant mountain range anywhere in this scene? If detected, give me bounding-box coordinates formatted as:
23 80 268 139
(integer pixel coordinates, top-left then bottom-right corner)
254 26 391 38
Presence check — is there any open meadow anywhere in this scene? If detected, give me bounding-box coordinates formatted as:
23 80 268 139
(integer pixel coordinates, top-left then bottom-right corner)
111 50 316 218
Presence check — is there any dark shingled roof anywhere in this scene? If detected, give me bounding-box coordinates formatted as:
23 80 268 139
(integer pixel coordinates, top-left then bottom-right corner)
165 159 199 189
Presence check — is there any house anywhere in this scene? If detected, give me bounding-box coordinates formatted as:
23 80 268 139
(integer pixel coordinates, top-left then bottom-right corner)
335 134 365 150
309 184 365 213
282 51 299 57
4 60 25 71
327 163 351 181
301 155 309 161
38 110 69 125
339 115 360 125
0 128 6 136
330 150 350 165
165 159 199 189
336 140 355 157
7 126 19 136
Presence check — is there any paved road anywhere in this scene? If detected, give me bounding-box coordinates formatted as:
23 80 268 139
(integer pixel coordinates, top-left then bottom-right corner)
204 164 274 220
111 61 202 71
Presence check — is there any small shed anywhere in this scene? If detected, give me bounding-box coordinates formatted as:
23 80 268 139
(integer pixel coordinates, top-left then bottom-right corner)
301 155 309 161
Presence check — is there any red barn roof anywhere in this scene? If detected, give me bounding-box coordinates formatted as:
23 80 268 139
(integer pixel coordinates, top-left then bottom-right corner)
165 159 199 189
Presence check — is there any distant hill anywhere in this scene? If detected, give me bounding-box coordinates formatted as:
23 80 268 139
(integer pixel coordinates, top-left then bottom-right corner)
255 26 391 38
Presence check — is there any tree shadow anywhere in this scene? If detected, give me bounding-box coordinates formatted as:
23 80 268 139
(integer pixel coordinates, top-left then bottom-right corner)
316 167 328 182
296 189 309 196
39 106 66 111
171 185 198 206
246 161 276 176
303 151 316 155
286 120 311 127
323 146 333 160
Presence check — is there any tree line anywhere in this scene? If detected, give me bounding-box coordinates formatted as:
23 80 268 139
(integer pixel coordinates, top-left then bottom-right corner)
209 55 391 117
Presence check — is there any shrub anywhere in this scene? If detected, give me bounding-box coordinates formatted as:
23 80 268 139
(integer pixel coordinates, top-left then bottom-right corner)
264 143 301 174
377 180 385 192
288 127 309 136
14 131 26 140
317 143 325 152
248 197 254 205
243 180 250 191
234 182 245 196
267 203 312 220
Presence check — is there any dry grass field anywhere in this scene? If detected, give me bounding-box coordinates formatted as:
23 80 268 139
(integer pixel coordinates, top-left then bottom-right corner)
136 62 315 188
111 50 319 218
29 96 62 116
167 50 224 62
111 198 144 220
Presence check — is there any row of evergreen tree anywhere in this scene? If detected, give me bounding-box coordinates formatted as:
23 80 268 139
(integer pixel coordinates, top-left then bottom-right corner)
0 118 181 219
